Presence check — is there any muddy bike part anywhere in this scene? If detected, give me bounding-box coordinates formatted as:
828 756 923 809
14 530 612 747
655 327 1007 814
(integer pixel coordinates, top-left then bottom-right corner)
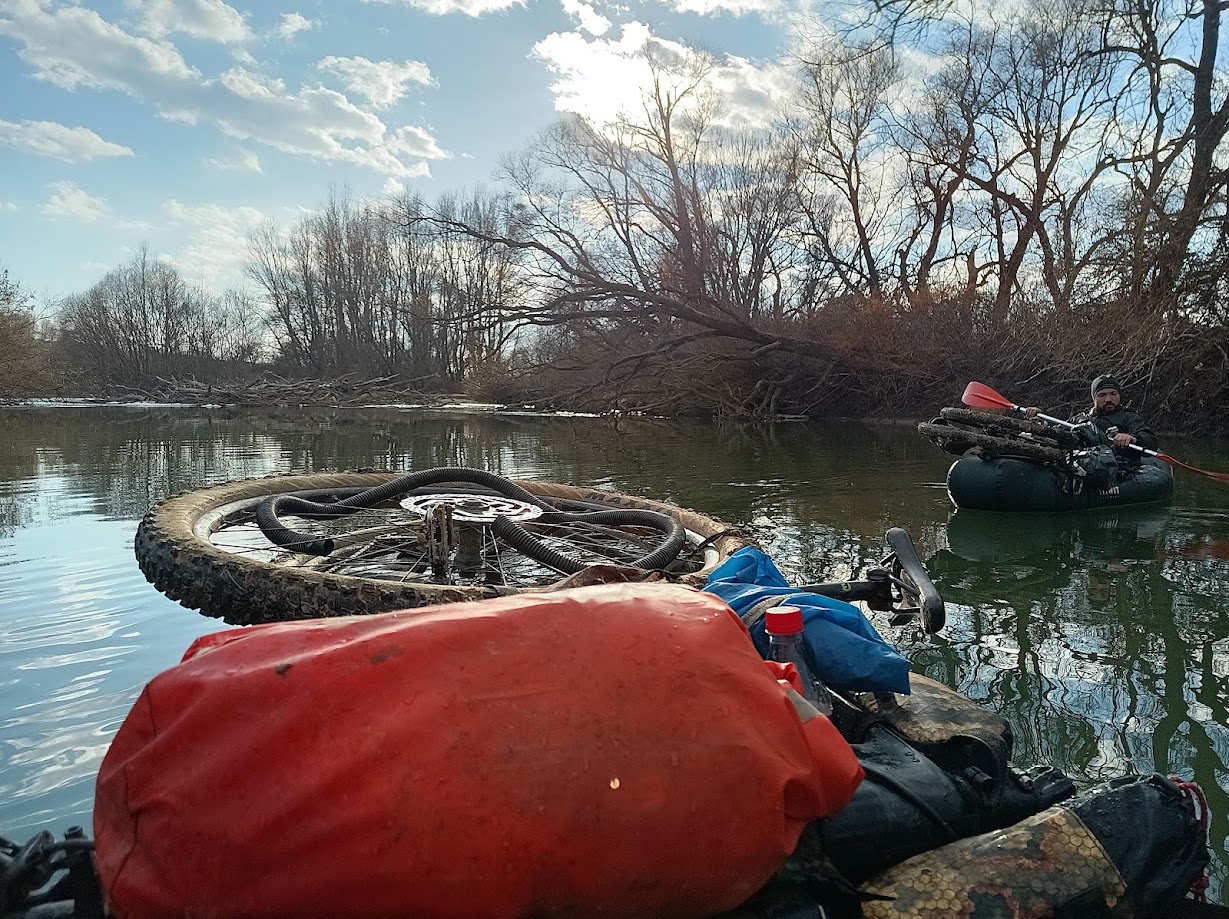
0 828 104 919
937 407 1081 449
135 471 751 625
799 527 945 634
916 420 1068 464
253 467 688 575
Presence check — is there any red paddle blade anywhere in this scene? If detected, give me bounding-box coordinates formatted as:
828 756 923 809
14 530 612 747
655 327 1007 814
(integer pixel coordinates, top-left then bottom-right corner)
1157 453 1229 483
961 381 1015 411
956 381 1229 484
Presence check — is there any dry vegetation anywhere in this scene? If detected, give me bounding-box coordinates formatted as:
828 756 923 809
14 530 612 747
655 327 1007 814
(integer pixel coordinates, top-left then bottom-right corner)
5 0 1229 432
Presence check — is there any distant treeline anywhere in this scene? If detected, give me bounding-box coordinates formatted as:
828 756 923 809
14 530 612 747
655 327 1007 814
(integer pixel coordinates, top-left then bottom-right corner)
5 0 1229 431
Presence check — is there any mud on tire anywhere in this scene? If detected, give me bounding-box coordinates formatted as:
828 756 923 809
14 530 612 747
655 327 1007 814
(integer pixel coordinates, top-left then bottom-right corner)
917 420 1068 464
135 471 750 626
938 408 1081 449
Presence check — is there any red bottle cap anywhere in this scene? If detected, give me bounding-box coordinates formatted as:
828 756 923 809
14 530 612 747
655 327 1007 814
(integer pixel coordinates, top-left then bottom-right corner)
764 605 804 635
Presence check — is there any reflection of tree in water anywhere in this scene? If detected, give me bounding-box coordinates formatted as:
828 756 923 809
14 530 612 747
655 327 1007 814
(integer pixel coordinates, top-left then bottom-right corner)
510 415 953 535
748 521 870 586
0 408 956 557
922 507 1229 896
0 407 680 529
0 408 299 525
6 407 1227 890
0 495 34 539
0 408 49 538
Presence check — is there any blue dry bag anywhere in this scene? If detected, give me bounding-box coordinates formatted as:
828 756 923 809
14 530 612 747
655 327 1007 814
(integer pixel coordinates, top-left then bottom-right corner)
703 547 910 695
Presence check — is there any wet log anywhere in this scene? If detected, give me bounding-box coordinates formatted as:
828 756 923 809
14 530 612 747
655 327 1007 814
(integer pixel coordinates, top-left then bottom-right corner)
104 373 445 407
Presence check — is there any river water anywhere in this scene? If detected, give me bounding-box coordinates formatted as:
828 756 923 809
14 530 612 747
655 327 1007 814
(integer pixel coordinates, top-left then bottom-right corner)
2 403 1228 895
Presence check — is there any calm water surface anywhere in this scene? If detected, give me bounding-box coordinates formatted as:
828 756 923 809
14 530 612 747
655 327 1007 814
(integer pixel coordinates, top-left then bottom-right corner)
2 404 1228 893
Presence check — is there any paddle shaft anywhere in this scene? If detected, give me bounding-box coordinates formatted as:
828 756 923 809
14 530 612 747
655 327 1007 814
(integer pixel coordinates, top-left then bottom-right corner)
961 380 1229 483
1012 406 1160 459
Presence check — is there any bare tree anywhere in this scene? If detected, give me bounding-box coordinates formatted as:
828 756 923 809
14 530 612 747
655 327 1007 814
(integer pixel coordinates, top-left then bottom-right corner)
249 187 524 387
894 1 1120 319
1093 0 1229 314
792 38 903 298
0 268 56 397
57 247 264 388
422 190 528 381
248 191 408 377
862 0 1229 322
424 48 847 388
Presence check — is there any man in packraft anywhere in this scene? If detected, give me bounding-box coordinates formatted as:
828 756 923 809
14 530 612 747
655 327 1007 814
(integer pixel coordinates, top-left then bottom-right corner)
1026 374 1158 457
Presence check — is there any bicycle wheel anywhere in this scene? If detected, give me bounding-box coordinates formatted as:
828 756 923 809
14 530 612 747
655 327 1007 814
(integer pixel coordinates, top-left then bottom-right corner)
135 471 751 625
938 407 1080 448
917 421 1067 464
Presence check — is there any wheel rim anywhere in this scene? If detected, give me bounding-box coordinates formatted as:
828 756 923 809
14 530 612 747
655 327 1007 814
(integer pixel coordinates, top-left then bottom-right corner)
917 421 1067 464
937 407 1079 448
192 492 722 590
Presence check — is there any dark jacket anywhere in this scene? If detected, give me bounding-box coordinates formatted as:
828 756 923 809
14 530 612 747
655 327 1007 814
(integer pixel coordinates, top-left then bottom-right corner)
1071 406 1158 452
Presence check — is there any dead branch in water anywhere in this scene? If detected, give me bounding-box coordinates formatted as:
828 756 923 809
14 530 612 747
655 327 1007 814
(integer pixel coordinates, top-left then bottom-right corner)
104 373 445 407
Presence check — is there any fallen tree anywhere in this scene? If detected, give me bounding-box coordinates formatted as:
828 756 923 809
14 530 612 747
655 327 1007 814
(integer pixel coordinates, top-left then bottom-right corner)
103 373 444 407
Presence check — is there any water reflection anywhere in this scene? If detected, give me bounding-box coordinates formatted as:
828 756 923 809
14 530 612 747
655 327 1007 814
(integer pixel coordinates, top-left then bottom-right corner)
0 405 1226 896
921 506 1229 891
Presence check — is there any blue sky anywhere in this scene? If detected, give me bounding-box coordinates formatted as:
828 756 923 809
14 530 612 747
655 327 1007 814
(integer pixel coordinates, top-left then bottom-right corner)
0 0 800 304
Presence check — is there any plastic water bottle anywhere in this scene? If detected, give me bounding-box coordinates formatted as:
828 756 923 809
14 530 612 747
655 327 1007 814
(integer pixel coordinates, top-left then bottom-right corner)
765 606 834 716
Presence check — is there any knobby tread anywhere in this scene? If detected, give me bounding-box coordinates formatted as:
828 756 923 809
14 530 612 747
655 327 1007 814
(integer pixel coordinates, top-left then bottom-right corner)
938 407 1080 448
917 421 1067 464
135 471 751 625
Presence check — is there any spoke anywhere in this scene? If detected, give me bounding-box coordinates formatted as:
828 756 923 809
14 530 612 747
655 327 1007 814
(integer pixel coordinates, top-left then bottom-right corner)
210 538 282 557
204 494 695 590
304 537 386 570
532 523 648 565
487 530 510 585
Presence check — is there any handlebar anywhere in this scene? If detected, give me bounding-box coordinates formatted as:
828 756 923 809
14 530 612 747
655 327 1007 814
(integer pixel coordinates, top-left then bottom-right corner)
800 527 945 634
885 527 945 633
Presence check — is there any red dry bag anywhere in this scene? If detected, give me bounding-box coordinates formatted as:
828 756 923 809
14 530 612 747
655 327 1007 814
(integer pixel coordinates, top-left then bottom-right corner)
94 583 862 919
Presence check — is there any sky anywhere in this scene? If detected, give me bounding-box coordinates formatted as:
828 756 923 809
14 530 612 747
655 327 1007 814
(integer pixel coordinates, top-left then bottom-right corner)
0 0 813 305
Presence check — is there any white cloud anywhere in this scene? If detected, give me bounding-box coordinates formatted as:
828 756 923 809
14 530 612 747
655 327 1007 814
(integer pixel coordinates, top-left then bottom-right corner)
388 125 447 161
215 66 286 99
0 2 448 177
80 258 116 277
198 67 441 176
710 56 794 127
361 0 526 17
162 199 270 287
0 0 200 90
41 181 110 222
274 12 317 40
0 120 134 161
115 216 160 232
670 0 780 15
0 201 19 213
534 24 784 130
534 24 659 125
560 0 611 36
383 177 409 197
206 149 262 172
128 0 251 43
317 56 435 109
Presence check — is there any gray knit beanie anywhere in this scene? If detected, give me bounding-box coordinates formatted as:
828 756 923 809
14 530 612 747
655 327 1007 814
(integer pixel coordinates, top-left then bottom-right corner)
1091 375 1122 397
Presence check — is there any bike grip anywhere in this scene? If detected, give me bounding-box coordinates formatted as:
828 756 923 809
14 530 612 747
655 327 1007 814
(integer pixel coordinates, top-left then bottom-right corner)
885 527 946 633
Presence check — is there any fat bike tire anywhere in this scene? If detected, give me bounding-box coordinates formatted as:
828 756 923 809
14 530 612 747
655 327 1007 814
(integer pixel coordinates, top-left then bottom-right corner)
917 421 1068 464
135 471 750 625
938 407 1081 448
